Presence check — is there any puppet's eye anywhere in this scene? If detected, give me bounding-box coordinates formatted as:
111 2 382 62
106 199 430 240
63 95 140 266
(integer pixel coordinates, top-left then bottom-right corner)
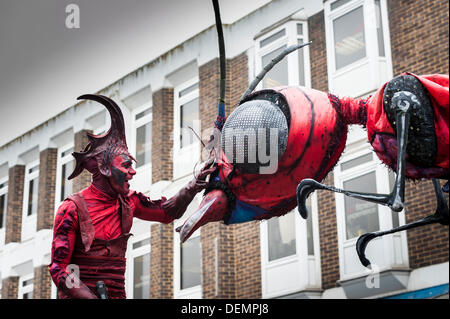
221 98 288 174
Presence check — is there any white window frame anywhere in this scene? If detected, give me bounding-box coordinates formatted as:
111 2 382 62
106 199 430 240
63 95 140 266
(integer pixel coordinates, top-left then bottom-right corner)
260 192 321 298
0 177 8 229
0 177 8 247
128 103 153 193
334 140 409 281
173 77 201 179
18 273 34 299
55 143 74 209
255 20 311 90
128 234 151 299
22 159 40 241
324 0 393 97
173 194 202 299
131 104 153 171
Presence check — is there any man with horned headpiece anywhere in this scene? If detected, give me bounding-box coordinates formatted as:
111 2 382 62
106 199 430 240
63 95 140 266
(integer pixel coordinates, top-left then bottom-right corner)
48 94 214 299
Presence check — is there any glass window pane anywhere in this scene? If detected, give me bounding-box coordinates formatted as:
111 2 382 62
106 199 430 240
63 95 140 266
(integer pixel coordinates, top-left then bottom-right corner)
28 177 38 216
180 236 201 289
61 161 74 202
343 172 380 240
28 165 39 174
133 238 150 249
262 45 288 88
133 253 150 299
136 122 152 168
23 292 33 299
297 39 305 86
61 148 74 158
297 24 303 35
260 29 286 48
0 193 6 229
22 279 33 287
135 107 152 121
340 153 373 171
268 212 296 261
333 6 366 69
331 0 352 11
180 98 199 148
374 0 385 57
305 196 314 256
179 83 199 98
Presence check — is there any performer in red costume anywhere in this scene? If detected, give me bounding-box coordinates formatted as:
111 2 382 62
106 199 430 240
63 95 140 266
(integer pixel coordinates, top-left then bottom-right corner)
48 94 214 299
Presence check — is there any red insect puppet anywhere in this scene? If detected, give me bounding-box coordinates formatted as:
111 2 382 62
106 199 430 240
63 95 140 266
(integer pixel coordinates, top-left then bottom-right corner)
177 0 449 268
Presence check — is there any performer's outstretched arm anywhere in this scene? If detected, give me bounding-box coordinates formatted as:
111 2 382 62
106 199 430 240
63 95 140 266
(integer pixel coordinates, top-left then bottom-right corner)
133 160 216 223
48 201 98 299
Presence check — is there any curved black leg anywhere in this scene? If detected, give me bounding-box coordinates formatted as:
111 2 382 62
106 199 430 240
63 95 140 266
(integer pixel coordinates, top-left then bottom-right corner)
356 178 449 268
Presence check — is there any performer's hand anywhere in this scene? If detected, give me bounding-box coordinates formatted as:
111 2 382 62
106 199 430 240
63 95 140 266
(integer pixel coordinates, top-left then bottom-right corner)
190 158 216 192
161 157 216 220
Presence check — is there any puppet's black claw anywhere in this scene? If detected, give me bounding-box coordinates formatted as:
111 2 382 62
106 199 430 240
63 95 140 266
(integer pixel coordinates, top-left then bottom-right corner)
356 233 377 268
296 179 319 219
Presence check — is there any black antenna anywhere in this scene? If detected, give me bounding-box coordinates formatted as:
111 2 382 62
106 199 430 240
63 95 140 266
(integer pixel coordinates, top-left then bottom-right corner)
212 0 226 119
240 41 312 102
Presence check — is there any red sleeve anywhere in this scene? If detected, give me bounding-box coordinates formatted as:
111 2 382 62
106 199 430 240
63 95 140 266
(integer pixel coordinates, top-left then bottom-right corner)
48 200 79 288
131 192 175 224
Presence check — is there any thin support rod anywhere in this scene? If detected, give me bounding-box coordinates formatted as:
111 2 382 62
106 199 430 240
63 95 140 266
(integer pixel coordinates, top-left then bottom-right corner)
240 42 312 103
212 0 226 108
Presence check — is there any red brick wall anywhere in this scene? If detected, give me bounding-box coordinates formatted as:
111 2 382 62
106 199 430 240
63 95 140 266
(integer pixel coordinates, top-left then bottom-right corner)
149 88 175 299
33 265 52 299
37 148 57 231
388 0 449 76
233 221 262 299
5 165 25 244
388 0 449 268
308 11 329 92
150 223 174 298
316 174 340 289
151 88 174 184
1 277 19 299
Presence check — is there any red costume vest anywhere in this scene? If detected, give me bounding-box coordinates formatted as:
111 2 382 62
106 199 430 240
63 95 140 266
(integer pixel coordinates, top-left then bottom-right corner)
57 192 133 299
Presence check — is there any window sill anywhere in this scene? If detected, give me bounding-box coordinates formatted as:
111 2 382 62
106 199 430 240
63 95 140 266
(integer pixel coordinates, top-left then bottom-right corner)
337 268 411 298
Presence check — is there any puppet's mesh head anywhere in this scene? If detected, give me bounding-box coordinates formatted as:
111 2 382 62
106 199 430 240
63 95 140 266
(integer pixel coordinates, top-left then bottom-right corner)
221 91 289 174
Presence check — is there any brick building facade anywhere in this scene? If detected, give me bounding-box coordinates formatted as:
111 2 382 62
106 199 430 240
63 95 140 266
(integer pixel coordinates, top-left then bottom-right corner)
0 0 448 299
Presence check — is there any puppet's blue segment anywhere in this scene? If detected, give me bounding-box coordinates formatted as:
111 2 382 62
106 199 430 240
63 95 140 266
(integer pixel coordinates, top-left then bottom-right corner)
218 102 225 117
227 200 268 224
210 171 267 224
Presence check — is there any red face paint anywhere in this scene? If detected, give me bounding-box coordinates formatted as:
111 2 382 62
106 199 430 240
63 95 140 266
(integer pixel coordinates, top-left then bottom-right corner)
109 154 136 195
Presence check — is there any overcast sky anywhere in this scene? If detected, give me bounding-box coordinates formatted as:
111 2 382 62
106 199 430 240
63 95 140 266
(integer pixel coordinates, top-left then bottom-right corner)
0 0 270 147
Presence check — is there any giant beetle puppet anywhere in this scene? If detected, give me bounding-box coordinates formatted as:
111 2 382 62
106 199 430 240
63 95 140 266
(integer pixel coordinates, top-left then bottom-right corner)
177 0 449 268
